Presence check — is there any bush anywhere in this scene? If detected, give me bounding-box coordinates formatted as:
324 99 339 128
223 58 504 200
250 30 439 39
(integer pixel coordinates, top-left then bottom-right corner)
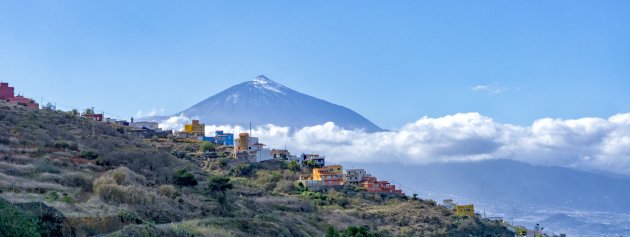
341 225 381 237
299 191 329 206
60 194 74 204
118 209 142 224
287 161 301 172
173 169 198 186
93 175 154 204
207 176 233 195
80 150 99 160
0 198 41 237
158 185 175 198
44 192 59 202
53 141 70 149
273 180 295 194
33 158 60 174
230 164 254 177
199 142 216 152
60 173 93 191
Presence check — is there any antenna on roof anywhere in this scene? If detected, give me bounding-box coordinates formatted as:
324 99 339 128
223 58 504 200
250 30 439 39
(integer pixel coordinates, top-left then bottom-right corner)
249 122 252 135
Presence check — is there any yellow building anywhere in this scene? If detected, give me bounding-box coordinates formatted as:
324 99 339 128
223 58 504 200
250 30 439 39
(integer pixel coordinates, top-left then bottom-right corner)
312 165 343 186
183 120 205 136
454 204 475 217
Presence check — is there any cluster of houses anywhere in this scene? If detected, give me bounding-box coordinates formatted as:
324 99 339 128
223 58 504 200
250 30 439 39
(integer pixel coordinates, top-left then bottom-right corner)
300 165 406 197
0 82 39 109
175 119 407 197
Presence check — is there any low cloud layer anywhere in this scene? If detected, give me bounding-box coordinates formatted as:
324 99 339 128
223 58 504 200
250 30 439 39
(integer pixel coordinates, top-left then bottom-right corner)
159 113 630 175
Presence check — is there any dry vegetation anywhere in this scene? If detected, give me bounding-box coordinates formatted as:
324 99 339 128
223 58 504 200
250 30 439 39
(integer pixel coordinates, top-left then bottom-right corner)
0 102 513 237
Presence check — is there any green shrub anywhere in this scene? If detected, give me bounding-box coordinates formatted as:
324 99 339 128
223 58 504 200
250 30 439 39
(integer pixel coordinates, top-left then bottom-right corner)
53 141 70 149
80 150 99 160
230 164 254 177
60 194 74 204
199 142 216 152
287 160 301 172
173 169 198 186
0 199 41 237
299 191 329 206
118 209 142 224
207 175 233 195
341 225 381 237
43 192 59 202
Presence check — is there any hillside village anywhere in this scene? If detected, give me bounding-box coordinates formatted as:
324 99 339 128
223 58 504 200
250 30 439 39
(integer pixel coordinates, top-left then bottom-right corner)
0 81 559 236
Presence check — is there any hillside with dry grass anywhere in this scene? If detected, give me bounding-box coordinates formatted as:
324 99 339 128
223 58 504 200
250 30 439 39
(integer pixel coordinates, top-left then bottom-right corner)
0 102 513 237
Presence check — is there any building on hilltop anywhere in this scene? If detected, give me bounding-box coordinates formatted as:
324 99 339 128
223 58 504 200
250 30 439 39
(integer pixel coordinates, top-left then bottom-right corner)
299 165 344 190
130 121 160 131
0 82 15 99
81 113 104 122
184 120 205 137
302 154 325 167
234 132 272 163
361 176 405 196
345 169 371 185
442 199 456 210
1 82 39 109
454 204 475 217
176 120 205 139
312 165 344 186
271 149 290 160
214 130 234 146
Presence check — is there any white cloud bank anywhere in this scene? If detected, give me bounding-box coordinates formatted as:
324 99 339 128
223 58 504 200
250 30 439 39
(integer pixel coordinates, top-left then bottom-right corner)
159 113 630 175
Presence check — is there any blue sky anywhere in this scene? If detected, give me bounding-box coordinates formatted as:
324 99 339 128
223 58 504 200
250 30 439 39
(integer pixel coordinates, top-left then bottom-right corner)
1 1 629 129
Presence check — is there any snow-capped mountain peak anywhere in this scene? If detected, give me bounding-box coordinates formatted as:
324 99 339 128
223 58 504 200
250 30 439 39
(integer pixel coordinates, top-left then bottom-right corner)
249 75 286 94
168 75 382 132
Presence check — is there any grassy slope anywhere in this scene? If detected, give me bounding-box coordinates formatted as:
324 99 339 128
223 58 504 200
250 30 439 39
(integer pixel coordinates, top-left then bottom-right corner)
0 102 512 237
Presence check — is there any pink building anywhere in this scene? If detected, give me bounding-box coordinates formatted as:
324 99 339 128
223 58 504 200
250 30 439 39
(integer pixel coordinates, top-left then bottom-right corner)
82 114 104 122
1 82 39 109
0 82 15 99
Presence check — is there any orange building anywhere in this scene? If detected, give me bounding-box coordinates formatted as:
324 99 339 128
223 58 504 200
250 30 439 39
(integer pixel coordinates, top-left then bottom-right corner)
360 176 405 196
312 165 343 186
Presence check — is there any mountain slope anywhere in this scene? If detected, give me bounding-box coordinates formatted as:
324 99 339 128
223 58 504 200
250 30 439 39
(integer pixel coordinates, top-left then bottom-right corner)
0 102 512 236
351 160 630 236
173 75 382 132
354 159 630 212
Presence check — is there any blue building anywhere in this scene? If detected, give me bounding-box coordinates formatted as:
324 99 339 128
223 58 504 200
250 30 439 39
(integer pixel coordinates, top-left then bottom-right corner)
214 130 234 146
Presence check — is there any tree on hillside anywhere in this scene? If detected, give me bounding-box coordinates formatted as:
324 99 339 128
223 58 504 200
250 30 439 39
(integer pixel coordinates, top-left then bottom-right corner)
303 160 321 169
199 142 216 152
173 169 198 186
341 226 380 237
83 107 95 115
207 175 234 213
287 160 301 172
208 175 233 195
325 225 339 237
